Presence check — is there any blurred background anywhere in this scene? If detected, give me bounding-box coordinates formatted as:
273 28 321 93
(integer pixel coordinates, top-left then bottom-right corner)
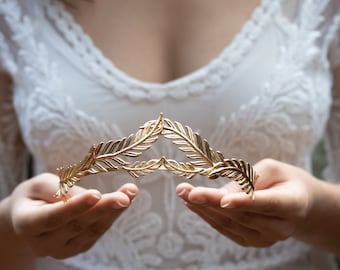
311 140 339 269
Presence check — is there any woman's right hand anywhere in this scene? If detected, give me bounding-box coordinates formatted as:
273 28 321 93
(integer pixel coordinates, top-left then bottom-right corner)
3 173 138 259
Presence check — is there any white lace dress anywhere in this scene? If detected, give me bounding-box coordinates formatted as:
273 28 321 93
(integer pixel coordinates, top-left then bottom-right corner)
1 0 340 269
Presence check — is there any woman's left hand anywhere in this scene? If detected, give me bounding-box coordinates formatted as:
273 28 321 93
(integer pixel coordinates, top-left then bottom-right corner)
176 158 318 247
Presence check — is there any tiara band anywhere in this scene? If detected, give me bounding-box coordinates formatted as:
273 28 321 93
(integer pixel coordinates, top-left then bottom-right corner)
55 113 258 202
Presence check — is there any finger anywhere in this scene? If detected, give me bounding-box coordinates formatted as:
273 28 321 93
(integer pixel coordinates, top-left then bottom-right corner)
188 187 228 206
21 173 90 205
176 182 195 200
219 188 304 218
14 189 102 235
38 213 115 259
252 159 289 190
117 183 139 201
177 184 227 206
221 180 245 193
207 159 286 207
67 213 114 247
202 218 248 246
186 204 260 247
25 180 138 235
61 215 115 259
189 204 277 247
40 191 131 241
227 211 292 241
38 187 137 240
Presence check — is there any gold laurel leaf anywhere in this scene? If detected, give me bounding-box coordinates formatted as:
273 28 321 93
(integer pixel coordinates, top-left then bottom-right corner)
55 114 257 201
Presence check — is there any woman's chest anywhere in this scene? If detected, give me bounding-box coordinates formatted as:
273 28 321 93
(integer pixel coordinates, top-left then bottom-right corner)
10 0 333 171
65 0 261 83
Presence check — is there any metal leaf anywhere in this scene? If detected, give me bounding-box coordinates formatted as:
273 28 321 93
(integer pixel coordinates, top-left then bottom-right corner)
55 114 257 201
207 159 257 199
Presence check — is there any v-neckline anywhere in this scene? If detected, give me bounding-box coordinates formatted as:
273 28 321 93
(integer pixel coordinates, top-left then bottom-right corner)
43 0 280 100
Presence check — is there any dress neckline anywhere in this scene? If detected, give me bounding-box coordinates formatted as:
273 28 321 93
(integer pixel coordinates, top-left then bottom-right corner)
43 0 280 101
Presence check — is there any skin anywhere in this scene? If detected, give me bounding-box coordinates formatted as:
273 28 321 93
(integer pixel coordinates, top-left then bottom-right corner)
175 67 340 254
0 1 340 269
65 0 261 83
176 158 340 253
0 172 139 268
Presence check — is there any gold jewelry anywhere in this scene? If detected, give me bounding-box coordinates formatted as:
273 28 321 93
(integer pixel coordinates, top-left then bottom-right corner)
55 113 258 202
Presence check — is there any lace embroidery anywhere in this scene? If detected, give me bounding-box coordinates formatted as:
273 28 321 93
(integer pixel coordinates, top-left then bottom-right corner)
209 10 334 169
0 1 28 197
325 8 340 181
13 59 323 269
0 100 29 198
43 0 280 102
0 0 339 269
0 33 16 75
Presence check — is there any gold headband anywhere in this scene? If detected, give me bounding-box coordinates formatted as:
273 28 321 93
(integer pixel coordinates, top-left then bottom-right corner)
55 113 258 201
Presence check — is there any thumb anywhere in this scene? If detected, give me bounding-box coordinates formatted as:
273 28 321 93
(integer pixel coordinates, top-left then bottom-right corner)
25 173 89 203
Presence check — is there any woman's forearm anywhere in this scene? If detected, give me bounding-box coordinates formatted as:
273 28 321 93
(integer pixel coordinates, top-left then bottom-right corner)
293 180 340 256
0 197 34 270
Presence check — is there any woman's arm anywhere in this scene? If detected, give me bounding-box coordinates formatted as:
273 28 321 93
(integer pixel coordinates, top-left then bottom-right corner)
0 195 34 269
292 65 340 253
0 174 139 270
0 73 140 269
175 66 340 256
0 71 33 269
176 159 340 255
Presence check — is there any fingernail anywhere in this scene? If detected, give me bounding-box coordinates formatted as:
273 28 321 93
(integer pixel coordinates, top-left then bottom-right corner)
190 197 206 204
92 192 102 200
177 188 187 197
113 200 129 209
87 192 101 205
220 200 232 208
126 189 137 197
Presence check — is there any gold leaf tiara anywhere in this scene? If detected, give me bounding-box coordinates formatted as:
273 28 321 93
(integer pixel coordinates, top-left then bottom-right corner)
55 113 258 202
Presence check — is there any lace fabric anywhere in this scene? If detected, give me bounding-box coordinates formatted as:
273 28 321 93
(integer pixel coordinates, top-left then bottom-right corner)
0 97 29 198
0 0 340 269
324 1 340 182
0 5 29 198
325 59 340 181
42 0 280 102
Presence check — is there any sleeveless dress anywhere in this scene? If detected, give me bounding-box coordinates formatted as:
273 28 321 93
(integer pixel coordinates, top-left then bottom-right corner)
1 0 340 269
